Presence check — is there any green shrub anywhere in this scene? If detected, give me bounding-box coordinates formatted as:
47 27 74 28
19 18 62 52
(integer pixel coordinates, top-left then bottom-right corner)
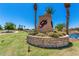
51 33 59 38
29 31 66 38
58 32 66 36
62 32 66 35
47 32 59 38
36 33 46 37
57 32 63 36
55 24 65 31
47 32 54 37
29 32 38 35
47 32 66 38
53 30 58 33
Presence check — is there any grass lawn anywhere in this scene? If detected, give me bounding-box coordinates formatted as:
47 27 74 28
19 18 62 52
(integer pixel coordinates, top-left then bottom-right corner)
0 31 79 56
0 31 28 56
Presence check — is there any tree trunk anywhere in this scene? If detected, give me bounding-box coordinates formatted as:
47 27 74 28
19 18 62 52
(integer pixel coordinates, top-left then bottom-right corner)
66 8 69 35
34 11 37 31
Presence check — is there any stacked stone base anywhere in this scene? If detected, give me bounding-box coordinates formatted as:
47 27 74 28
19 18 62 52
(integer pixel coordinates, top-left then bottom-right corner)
27 35 69 48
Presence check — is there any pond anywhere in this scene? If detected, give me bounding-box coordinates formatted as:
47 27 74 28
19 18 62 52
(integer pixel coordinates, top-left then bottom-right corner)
69 33 79 39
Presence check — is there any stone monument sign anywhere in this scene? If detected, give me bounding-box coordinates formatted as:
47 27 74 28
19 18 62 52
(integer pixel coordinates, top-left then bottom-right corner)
37 13 53 32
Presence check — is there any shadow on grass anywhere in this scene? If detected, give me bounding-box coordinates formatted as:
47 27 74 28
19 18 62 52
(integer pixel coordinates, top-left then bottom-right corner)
56 42 73 50
27 41 73 51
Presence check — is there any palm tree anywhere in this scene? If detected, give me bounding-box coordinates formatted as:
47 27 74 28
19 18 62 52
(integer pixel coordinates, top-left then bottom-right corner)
34 3 37 31
46 7 52 14
64 3 70 34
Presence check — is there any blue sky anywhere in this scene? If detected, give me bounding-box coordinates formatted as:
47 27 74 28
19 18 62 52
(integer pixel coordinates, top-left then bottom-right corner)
0 3 79 29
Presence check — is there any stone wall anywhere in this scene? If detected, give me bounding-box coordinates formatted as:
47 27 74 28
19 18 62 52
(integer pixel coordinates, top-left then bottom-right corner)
27 35 69 48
